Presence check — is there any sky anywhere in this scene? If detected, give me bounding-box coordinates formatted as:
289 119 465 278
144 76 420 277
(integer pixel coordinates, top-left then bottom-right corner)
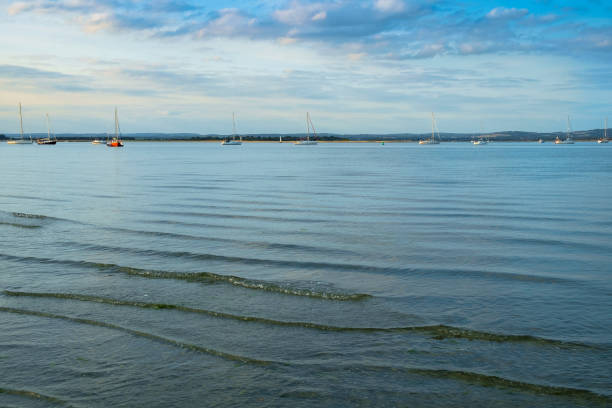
0 0 610 134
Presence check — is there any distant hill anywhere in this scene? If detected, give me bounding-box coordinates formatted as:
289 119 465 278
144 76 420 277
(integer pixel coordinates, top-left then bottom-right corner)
0 129 606 142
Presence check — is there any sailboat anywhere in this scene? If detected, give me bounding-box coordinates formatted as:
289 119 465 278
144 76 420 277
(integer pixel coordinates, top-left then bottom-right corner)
597 118 608 144
7 103 33 144
294 112 318 145
221 112 242 145
555 116 574 144
419 112 440 144
91 136 104 145
36 113 57 145
472 121 488 145
106 107 124 147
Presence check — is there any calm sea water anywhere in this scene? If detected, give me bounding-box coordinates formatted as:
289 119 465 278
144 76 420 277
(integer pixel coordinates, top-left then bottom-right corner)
0 141 610 407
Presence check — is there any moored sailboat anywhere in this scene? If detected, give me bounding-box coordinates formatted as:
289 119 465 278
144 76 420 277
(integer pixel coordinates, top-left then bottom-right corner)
7 102 33 145
221 112 242 145
107 107 124 147
597 118 608 144
36 113 57 145
419 112 440 145
555 116 574 144
294 112 318 145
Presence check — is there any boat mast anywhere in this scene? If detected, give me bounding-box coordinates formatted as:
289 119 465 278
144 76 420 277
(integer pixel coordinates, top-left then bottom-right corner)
605 118 608 140
566 116 571 141
46 113 51 139
114 107 119 140
19 102 24 140
309 114 317 139
306 112 310 141
232 112 236 141
431 112 435 142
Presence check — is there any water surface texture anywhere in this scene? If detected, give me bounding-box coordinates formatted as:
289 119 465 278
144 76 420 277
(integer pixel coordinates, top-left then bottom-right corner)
1 142 611 407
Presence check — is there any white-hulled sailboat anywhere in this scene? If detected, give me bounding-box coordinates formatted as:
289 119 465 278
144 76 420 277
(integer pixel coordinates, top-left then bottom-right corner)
295 112 318 145
36 113 57 145
598 118 608 144
7 103 33 144
221 113 242 145
106 107 124 147
419 112 440 145
555 116 574 144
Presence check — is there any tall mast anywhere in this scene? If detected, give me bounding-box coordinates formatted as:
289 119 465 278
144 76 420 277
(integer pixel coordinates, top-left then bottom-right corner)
46 113 51 139
114 107 119 139
19 102 24 139
232 112 236 140
566 116 571 140
308 113 317 139
605 118 608 140
431 112 435 142
306 112 310 141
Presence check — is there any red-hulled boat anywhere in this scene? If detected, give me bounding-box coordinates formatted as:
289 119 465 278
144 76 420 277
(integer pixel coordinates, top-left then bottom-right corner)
107 107 124 147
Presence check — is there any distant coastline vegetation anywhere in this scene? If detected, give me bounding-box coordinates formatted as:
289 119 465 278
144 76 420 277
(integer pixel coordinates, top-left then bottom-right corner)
0 129 607 142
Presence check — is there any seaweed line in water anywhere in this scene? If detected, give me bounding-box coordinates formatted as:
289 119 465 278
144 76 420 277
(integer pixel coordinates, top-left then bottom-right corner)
0 386 71 406
0 306 277 366
2 290 595 349
0 252 370 301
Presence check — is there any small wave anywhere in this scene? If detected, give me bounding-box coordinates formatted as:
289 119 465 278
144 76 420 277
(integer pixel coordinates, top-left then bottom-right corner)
296 364 611 403
2 291 595 349
0 306 275 366
59 241 577 285
142 209 328 224
11 212 48 219
107 267 371 301
411 368 611 402
101 226 357 257
0 386 71 406
0 254 369 301
0 222 41 229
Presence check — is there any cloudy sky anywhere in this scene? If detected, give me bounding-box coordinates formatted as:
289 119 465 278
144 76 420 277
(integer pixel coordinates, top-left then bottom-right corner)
0 0 610 134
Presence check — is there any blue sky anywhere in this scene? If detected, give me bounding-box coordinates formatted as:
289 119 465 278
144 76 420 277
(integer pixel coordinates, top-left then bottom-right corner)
0 0 610 134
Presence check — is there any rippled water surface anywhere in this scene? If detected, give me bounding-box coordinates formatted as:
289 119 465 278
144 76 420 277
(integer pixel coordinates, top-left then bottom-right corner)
1 141 611 407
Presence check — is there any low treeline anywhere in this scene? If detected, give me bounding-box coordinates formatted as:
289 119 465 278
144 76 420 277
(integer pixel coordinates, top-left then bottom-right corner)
0 129 607 142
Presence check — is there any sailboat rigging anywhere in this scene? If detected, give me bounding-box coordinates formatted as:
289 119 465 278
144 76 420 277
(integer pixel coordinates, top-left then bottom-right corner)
555 116 574 144
221 112 242 145
419 112 440 145
36 113 57 145
7 102 33 144
598 118 608 144
106 107 124 147
294 112 318 145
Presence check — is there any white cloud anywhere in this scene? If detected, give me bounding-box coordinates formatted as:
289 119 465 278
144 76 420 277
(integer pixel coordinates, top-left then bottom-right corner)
486 7 528 19
348 52 366 61
274 1 328 25
197 9 256 38
277 36 297 45
311 11 327 22
7 1 29 15
373 0 405 13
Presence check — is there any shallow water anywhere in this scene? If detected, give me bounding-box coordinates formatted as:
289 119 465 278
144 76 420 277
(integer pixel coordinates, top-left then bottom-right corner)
0 141 611 407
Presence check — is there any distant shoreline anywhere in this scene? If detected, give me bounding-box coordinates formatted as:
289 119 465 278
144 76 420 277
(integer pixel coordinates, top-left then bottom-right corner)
1 129 607 143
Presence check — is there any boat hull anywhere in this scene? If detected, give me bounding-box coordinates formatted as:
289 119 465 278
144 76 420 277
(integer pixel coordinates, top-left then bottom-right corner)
294 141 318 145
419 140 439 145
106 141 124 147
36 139 56 145
221 141 242 145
